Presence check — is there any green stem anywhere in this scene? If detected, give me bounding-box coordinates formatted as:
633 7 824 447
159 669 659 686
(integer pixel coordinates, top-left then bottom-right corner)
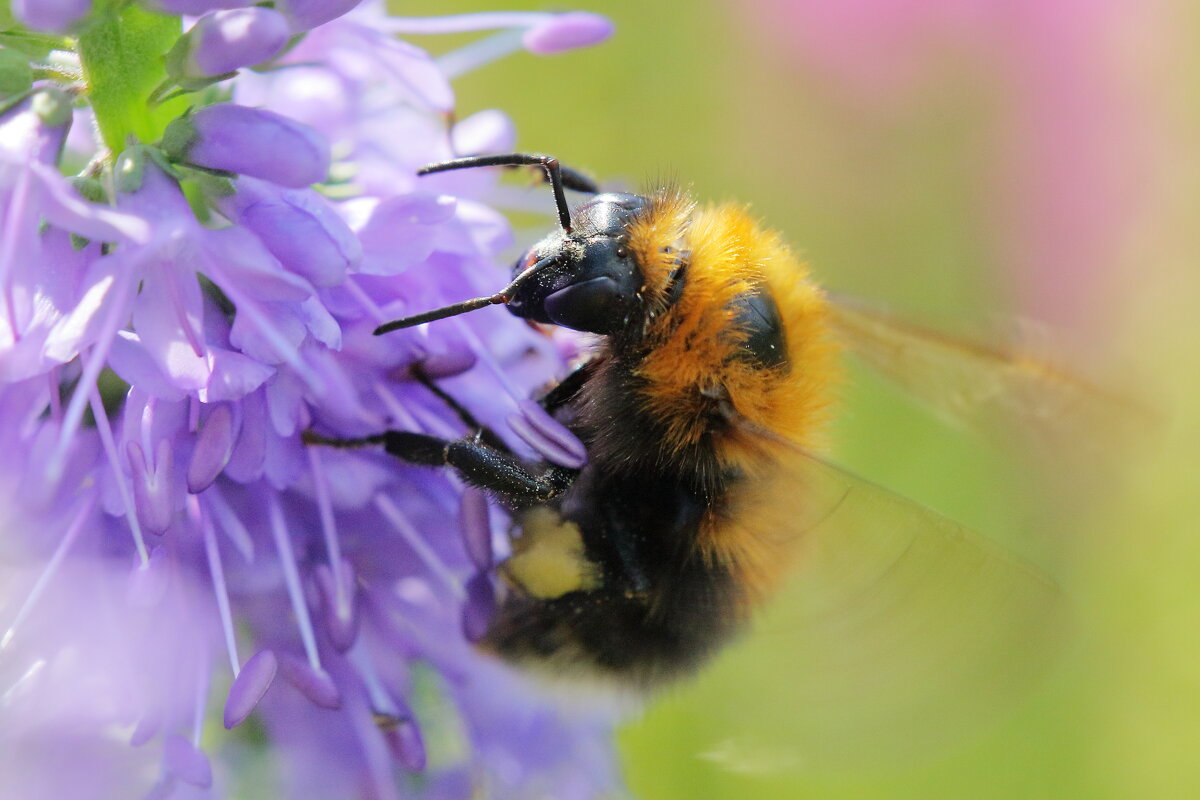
75 2 186 155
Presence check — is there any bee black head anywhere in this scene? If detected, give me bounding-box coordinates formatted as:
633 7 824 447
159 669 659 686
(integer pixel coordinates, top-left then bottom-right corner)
505 192 648 335
373 154 650 337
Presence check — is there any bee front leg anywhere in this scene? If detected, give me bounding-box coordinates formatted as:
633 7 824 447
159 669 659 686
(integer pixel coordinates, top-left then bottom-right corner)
304 430 575 505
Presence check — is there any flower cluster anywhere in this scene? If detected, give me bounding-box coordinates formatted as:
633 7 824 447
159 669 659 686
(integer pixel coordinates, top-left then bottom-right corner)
0 2 616 798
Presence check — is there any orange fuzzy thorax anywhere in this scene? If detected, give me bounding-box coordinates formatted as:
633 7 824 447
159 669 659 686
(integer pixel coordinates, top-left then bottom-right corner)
627 190 840 475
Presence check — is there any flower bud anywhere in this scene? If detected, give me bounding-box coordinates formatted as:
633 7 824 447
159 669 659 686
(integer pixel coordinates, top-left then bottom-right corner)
11 0 91 33
163 104 330 188
172 8 290 83
141 0 250 13
273 0 362 32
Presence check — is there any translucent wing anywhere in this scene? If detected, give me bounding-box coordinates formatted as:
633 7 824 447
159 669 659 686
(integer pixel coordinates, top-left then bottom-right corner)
826 294 1137 447
698 439 1063 770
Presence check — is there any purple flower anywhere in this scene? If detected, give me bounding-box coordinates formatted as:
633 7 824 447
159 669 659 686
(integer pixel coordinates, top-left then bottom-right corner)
11 0 91 33
1 3 620 798
163 104 331 187
173 8 291 82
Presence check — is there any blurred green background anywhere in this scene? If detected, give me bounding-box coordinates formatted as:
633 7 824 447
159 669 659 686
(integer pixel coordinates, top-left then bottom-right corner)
404 1 1198 797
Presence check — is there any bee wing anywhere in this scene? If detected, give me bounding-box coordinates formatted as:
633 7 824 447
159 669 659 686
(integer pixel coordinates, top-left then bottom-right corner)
825 294 1136 446
708 441 1062 769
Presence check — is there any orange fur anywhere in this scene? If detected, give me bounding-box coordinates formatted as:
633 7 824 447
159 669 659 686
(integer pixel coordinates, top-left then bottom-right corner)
627 190 842 607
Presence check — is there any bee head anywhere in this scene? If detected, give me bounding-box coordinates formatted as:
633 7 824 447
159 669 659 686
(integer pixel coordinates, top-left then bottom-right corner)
505 193 648 335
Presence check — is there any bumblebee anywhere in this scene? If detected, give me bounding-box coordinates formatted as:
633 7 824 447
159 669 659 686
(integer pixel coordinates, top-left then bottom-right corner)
313 154 1074 699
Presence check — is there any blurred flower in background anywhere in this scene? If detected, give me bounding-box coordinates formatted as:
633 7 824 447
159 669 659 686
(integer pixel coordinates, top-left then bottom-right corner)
0 2 616 798
741 0 1153 330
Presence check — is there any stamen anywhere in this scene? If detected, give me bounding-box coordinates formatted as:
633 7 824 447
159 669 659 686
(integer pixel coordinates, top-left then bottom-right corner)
202 262 324 392
87 386 149 564
380 11 550 35
195 496 239 675
266 491 323 673
0 491 96 651
159 266 205 358
126 438 175 535
436 29 527 80
126 544 169 609
191 653 208 745
349 645 428 772
458 487 493 571
349 644 400 719
306 448 349 621
313 559 359 652
165 734 213 789
224 648 277 729
373 494 464 601
46 263 135 481
205 482 255 562
47 367 62 420
0 166 32 337
452 318 522 401
343 276 386 320
187 402 235 493
462 571 495 643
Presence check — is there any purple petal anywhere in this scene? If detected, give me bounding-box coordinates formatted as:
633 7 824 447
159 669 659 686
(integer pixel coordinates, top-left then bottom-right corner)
508 399 587 469
200 226 315 304
279 654 342 709
127 547 170 608
131 270 212 392
355 193 456 276
145 0 250 13
11 0 91 33
0 89 71 161
204 346 276 402
187 8 290 78
522 12 615 55
187 403 237 492
223 648 278 729
228 298 307 365
415 345 477 379
33 161 152 243
451 109 517 157
383 719 427 772
458 488 493 571
300 295 342 349
314 559 359 652
172 103 330 188
164 735 213 789
274 0 362 32
461 571 495 643
217 177 361 287
107 332 189 401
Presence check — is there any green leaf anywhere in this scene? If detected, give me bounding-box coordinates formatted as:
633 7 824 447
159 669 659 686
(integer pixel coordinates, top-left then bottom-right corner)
76 2 188 154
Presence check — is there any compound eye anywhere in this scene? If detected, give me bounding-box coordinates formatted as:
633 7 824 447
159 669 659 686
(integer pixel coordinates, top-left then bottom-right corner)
542 276 633 335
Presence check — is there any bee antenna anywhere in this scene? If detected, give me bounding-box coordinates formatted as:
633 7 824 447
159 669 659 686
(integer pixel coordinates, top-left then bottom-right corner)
416 153 598 234
373 253 559 335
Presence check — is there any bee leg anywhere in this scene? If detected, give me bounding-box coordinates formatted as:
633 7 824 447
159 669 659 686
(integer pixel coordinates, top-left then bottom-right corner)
309 429 574 504
411 367 511 454
537 357 600 414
